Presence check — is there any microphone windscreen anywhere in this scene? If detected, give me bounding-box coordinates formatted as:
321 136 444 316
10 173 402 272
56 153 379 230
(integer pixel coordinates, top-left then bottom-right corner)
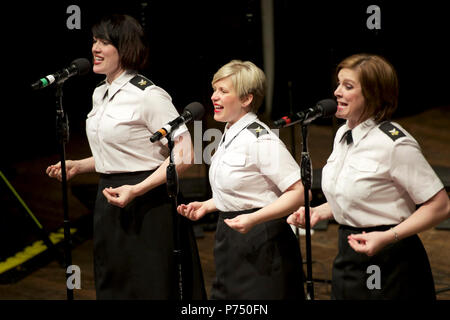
318 99 337 117
71 58 91 76
184 102 205 120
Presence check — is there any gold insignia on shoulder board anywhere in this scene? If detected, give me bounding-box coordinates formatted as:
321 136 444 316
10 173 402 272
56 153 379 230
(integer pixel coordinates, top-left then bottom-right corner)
388 128 399 136
255 126 263 134
138 79 147 86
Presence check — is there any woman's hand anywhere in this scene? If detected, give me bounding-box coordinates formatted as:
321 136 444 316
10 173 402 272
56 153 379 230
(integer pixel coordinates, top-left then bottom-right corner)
224 213 257 234
177 201 210 221
102 185 136 208
347 231 393 256
46 160 79 181
287 206 322 229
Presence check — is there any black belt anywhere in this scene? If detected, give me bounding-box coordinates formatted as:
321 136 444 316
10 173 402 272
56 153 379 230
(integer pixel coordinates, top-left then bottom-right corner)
339 224 397 233
99 170 155 180
218 208 261 219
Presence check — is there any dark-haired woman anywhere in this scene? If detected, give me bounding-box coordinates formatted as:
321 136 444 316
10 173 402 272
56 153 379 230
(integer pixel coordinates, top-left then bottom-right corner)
46 14 205 300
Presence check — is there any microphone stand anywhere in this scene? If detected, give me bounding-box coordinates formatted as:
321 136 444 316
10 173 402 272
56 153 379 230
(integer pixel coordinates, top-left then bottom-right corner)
55 83 73 301
166 132 183 300
300 124 314 300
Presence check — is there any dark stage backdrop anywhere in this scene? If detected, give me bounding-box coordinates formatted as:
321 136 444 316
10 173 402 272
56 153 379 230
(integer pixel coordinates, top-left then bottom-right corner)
0 0 449 286
1 0 449 165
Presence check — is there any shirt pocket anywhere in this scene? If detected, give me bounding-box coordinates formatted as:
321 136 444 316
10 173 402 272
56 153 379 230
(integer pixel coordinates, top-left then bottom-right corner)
346 157 379 199
217 152 247 192
87 107 98 118
102 108 135 144
349 157 378 173
222 153 246 166
86 108 99 136
325 152 337 164
321 152 337 193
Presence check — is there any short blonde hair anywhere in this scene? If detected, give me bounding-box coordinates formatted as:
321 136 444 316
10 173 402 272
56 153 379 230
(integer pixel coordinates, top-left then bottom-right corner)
212 60 266 113
336 54 399 123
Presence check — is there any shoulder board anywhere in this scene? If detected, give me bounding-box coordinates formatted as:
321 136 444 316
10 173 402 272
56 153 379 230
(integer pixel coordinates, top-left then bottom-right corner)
378 122 406 141
247 122 269 138
96 80 106 88
130 75 154 90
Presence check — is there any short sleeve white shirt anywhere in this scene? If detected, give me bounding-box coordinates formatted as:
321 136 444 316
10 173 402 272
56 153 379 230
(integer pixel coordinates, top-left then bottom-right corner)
86 71 188 173
321 118 444 227
209 112 301 212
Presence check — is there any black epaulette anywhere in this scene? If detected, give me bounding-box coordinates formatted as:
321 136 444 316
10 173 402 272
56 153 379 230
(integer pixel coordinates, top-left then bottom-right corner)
247 122 269 138
378 122 406 141
96 80 106 87
130 75 154 90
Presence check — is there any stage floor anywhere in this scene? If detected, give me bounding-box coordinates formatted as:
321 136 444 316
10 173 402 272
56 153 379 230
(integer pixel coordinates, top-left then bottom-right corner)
0 106 449 300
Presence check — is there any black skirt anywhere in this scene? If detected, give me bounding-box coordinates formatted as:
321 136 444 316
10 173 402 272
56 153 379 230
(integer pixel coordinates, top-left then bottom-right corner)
211 209 305 300
93 171 206 300
332 224 436 300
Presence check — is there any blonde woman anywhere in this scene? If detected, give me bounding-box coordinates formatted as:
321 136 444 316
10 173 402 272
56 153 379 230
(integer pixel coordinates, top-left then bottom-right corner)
178 60 305 300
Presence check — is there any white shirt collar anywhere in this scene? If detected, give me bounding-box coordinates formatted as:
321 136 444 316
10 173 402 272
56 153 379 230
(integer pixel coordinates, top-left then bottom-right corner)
222 112 258 146
342 118 377 146
105 70 136 100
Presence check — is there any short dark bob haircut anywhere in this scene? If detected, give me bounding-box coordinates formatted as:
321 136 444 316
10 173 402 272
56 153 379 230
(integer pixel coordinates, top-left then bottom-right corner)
92 14 149 71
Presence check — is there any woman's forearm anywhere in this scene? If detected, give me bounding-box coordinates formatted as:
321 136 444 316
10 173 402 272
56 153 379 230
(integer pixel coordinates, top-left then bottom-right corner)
315 202 334 221
251 180 305 225
132 132 194 197
202 198 218 214
391 189 449 241
75 157 96 174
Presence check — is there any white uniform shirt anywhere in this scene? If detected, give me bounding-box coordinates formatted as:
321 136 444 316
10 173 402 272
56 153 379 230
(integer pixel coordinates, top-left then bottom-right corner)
322 118 444 227
209 112 301 212
86 71 188 174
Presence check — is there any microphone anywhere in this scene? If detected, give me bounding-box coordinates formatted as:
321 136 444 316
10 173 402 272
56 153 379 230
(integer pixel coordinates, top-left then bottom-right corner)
150 102 205 143
274 99 337 128
31 58 91 90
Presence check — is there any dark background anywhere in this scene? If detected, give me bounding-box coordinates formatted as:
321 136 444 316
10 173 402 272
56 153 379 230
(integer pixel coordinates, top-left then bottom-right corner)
1 0 449 165
0 1 449 263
